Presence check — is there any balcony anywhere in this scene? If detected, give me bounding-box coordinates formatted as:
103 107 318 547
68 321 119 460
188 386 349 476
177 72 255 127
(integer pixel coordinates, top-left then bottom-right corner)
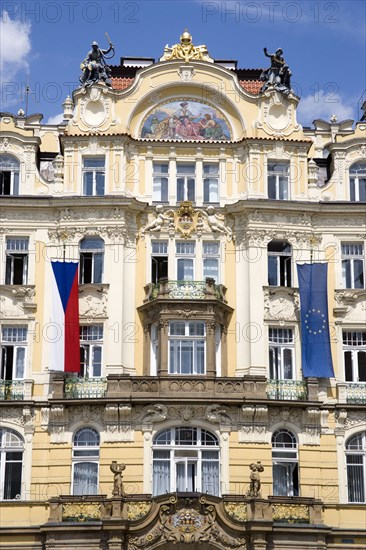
63 376 107 399
337 382 366 404
267 379 308 401
144 278 228 302
0 380 25 400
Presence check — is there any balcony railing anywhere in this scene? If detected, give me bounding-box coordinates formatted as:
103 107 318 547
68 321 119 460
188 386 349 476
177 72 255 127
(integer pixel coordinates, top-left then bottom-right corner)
64 376 107 399
0 380 24 400
267 379 308 401
144 278 227 302
346 383 366 404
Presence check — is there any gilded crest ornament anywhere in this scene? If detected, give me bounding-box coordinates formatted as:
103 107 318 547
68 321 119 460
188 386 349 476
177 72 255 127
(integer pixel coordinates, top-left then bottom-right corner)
174 201 203 238
160 30 213 63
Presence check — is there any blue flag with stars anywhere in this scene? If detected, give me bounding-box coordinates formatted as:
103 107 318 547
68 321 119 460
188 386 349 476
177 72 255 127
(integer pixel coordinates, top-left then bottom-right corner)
297 263 334 378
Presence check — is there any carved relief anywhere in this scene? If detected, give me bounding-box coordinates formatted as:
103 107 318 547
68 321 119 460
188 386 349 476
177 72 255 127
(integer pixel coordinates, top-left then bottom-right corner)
79 284 108 319
263 287 299 322
71 85 118 133
0 286 37 318
127 501 152 521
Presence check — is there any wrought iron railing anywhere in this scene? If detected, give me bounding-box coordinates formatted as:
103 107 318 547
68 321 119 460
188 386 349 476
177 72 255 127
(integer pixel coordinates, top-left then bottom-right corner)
0 380 25 400
64 377 107 399
267 379 307 401
346 383 366 404
146 280 227 301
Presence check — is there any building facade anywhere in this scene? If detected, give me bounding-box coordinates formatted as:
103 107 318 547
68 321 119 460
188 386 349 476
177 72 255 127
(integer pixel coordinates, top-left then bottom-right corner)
0 32 365 550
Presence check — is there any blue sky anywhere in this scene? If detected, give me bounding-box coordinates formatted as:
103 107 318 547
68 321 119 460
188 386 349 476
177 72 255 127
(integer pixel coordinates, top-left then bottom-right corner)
1 0 365 126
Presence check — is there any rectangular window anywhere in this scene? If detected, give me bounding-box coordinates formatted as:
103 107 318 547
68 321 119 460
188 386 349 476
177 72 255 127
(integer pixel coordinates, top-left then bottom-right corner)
343 331 366 382
203 164 219 203
169 321 205 375
342 243 364 289
269 328 294 380
83 157 105 196
5 238 29 285
79 238 104 284
268 162 290 200
1 326 27 380
350 174 366 202
268 241 292 287
151 240 168 283
203 242 220 282
176 242 195 281
153 163 169 202
80 325 103 377
177 164 195 202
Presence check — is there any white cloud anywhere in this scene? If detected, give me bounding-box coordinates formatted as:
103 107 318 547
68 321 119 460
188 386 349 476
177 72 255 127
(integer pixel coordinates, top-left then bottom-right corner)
297 91 356 125
0 11 31 81
46 113 64 125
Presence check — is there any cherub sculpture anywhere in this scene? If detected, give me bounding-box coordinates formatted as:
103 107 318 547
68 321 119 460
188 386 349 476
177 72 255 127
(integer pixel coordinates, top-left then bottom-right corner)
142 205 173 234
205 206 233 240
110 461 126 497
246 461 264 498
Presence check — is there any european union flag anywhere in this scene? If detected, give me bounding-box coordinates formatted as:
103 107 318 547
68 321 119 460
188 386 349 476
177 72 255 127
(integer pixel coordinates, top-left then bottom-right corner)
297 263 334 378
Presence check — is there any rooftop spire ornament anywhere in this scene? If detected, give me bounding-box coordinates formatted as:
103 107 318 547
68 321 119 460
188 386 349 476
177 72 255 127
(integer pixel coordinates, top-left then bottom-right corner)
160 30 213 63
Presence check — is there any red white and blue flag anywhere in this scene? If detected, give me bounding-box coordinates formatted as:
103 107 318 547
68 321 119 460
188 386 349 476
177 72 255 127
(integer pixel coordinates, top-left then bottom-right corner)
51 261 80 373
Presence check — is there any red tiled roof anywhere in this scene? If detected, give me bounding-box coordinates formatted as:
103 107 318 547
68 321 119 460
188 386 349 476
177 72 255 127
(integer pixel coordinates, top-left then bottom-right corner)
239 80 262 94
112 77 135 90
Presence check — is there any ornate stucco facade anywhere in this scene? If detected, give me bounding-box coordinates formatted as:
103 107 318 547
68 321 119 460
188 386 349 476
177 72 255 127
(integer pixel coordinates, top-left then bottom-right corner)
0 33 365 550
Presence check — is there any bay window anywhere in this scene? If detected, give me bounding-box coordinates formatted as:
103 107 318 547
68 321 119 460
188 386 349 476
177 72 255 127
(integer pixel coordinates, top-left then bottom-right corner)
268 161 290 200
169 321 205 375
83 157 105 196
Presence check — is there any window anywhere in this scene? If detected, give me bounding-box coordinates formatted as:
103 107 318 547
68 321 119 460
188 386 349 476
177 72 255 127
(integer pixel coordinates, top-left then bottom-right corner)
343 332 366 382
203 242 220 282
153 163 169 202
5 238 29 285
176 241 195 281
83 157 105 196
1 326 27 380
272 429 299 496
203 163 219 203
169 321 205 375
72 428 100 495
268 240 292 287
269 328 294 380
268 162 290 200
350 162 366 202
0 428 24 500
79 237 104 284
342 243 364 289
346 432 366 503
80 325 103 378
151 240 168 283
0 155 19 196
177 164 195 202
152 427 219 496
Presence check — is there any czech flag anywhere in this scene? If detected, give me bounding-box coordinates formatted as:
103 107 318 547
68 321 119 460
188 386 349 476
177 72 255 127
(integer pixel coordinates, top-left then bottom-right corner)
51 261 80 373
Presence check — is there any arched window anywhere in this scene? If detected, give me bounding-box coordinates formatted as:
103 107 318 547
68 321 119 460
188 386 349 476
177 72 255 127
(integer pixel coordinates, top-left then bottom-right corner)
0 155 20 195
349 162 366 202
152 427 220 496
346 431 366 503
272 429 299 496
0 428 24 499
79 237 104 284
72 428 100 495
268 240 292 287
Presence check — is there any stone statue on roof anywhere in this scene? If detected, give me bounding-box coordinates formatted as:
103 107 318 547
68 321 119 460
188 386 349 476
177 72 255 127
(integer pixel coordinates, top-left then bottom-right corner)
79 35 115 88
160 30 213 63
260 47 292 95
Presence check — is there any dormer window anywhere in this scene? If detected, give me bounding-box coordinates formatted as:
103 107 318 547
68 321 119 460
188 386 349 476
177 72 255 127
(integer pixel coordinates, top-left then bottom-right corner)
83 157 105 196
268 161 289 200
0 155 19 195
350 162 366 202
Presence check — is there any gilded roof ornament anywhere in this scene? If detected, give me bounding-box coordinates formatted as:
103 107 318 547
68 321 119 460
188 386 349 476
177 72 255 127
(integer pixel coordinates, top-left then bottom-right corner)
160 29 213 63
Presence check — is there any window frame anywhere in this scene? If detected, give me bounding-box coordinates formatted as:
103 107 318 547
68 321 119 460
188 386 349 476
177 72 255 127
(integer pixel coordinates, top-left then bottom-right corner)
343 331 366 382
203 163 219 203
176 241 195 281
0 428 24 500
168 321 206 375
346 431 366 503
176 163 196 202
0 155 20 196
203 241 220 283
1 326 27 380
5 238 29 285
72 427 100 496
268 328 295 380
341 243 365 289
79 237 104 284
349 162 366 202
152 162 169 203
267 161 290 200
79 325 103 378
272 429 299 497
267 240 292 287
82 157 105 196
152 427 220 496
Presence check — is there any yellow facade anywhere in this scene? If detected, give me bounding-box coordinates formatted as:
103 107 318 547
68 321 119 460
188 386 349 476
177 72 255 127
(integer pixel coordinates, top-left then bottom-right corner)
0 33 365 550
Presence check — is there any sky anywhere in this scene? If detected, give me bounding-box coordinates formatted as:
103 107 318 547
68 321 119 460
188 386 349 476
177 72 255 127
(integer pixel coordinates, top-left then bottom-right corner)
0 0 365 126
